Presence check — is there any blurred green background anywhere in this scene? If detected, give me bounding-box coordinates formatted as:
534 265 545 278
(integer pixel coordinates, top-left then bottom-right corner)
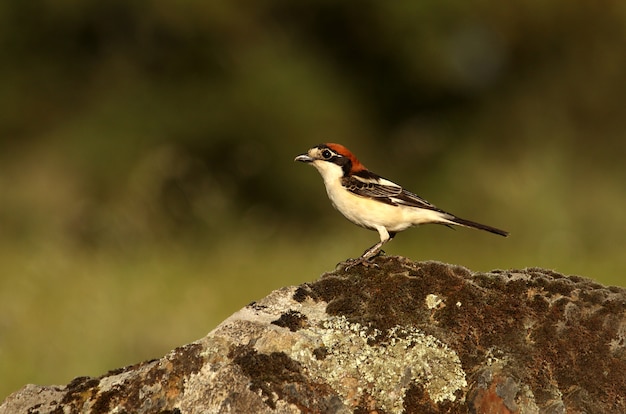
1 0 625 400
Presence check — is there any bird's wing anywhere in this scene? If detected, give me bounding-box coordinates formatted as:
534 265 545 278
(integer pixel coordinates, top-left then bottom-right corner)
341 172 444 212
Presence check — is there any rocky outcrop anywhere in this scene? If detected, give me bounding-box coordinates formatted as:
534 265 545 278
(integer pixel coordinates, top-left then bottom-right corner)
2 256 626 413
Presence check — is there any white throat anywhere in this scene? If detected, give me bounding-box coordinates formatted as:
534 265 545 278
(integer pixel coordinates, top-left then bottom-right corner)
311 160 345 187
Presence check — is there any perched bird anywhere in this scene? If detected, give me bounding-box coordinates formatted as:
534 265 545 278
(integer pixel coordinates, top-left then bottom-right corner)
295 143 508 264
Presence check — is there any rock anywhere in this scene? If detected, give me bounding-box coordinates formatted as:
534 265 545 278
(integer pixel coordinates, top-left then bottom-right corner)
2 256 626 413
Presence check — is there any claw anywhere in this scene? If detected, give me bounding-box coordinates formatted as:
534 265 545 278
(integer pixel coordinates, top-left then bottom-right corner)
343 250 385 271
344 258 376 271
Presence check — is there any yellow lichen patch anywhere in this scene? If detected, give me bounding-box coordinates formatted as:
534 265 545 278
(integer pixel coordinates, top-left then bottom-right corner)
289 316 467 413
425 293 443 309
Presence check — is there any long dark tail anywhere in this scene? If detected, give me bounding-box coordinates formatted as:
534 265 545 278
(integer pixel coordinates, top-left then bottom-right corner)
449 216 509 237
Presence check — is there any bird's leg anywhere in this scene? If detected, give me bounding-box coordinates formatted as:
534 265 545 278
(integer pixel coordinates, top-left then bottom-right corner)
360 240 387 260
345 228 394 270
344 241 387 270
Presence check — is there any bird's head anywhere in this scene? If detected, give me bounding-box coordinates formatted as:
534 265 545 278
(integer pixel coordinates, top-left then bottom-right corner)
295 143 366 179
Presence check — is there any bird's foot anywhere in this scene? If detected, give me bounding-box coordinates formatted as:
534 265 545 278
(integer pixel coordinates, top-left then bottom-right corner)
344 257 378 271
343 250 385 271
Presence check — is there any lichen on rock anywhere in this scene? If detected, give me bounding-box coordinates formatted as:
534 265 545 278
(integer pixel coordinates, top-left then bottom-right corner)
288 316 466 412
2 256 626 413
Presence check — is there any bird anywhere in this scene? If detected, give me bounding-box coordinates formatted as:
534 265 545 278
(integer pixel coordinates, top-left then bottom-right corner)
295 143 508 265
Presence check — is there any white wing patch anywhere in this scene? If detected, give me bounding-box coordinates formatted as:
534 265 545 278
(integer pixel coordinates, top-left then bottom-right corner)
342 173 445 213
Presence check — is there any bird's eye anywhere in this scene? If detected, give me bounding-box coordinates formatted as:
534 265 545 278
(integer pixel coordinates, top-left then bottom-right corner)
321 149 332 159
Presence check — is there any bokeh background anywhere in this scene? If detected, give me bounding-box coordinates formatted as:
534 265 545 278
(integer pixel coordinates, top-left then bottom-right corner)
1 1 625 400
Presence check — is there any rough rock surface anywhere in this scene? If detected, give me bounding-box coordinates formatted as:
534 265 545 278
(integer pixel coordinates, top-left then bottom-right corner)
2 256 626 413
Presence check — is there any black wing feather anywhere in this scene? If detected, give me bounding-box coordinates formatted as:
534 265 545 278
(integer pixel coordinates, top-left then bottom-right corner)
341 173 445 213
341 172 509 236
